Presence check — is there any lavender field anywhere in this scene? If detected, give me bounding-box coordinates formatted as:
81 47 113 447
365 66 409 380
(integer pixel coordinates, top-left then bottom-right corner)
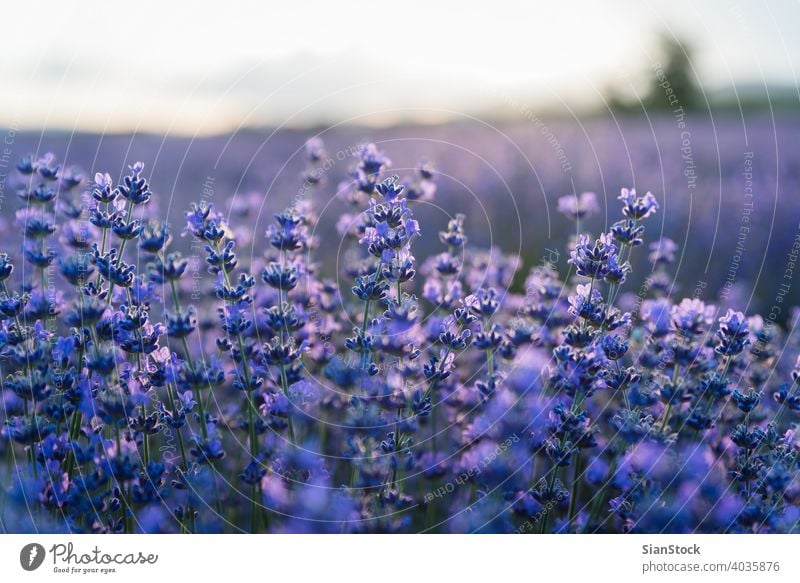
2 115 800 534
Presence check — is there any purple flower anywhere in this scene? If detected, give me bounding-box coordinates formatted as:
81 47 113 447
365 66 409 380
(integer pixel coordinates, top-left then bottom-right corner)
716 309 750 356
568 233 618 279
618 187 659 220
671 298 715 337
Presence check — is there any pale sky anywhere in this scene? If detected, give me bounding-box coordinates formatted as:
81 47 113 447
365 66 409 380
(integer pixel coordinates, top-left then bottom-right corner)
1 0 798 134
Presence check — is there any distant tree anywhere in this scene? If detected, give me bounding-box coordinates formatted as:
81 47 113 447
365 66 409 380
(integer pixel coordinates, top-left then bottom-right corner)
604 35 701 114
645 36 700 110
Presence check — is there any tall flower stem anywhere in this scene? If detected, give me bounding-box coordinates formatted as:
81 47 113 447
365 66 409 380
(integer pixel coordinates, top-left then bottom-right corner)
168 279 208 442
567 452 582 530
276 248 296 443
359 260 384 375
106 197 135 305
215 242 261 533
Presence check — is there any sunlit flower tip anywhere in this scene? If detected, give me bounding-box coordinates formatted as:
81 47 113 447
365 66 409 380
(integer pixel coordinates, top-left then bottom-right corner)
618 187 658 220
375 175 405 202
120 173 151 206
94 171 110 187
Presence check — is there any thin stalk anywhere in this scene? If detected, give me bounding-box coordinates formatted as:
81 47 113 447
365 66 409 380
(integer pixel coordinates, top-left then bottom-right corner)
567 452 582 530
276 248 296 443
538 467 559 534
106 197 135 304
358 259 384 376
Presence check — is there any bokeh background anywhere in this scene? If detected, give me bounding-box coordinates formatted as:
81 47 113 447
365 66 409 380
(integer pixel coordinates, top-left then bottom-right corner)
2 0 799 317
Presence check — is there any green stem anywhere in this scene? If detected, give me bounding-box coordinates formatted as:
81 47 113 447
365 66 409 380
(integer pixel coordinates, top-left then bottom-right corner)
276 249 296 443
568 452 582 531
106 197 135 304
358 259 384 378
539 467 559 534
